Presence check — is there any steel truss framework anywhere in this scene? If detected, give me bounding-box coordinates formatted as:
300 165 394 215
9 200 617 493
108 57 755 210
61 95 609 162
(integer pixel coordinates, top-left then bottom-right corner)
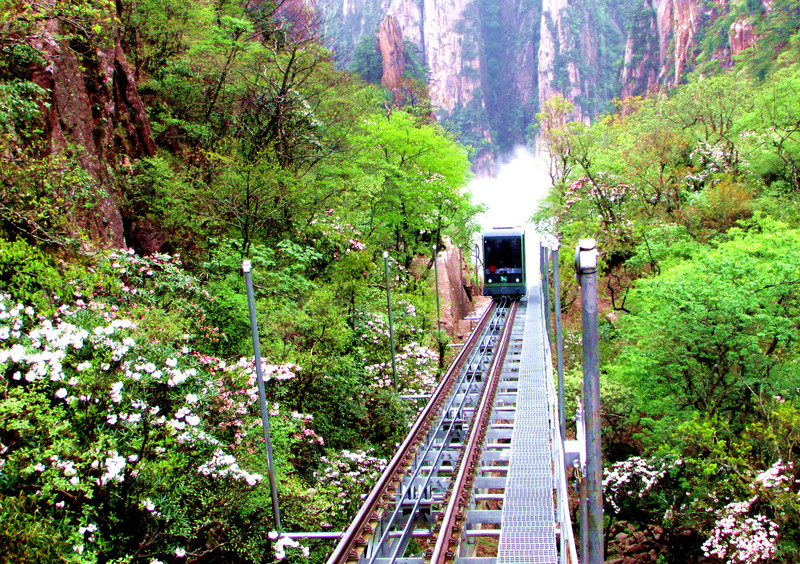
327 284 578 564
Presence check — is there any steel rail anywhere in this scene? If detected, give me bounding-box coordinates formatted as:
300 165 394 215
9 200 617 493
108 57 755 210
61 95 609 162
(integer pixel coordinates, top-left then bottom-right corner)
365 303 509 562
326 301 499 564
428 300 518 563
369 318 502 564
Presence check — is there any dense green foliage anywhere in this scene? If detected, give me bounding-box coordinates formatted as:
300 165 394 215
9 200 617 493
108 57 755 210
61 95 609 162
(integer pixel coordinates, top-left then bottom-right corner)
0 1 478 562
536 23 800 561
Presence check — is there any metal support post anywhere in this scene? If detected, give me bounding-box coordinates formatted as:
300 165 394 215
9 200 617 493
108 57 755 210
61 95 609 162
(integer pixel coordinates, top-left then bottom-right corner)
570 399 588 564
383 252 399 391
539 241 545 290
242 260 282 532
580 472 589 564
574 239 602 564
474 243 479 287
433 244 441 329
542 245 552 342
553 245 565 443
458 244 463 296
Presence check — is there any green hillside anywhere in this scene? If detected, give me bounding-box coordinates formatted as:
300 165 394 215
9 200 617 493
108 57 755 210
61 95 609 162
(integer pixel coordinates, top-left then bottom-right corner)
535 25 800 562
0 1 476 562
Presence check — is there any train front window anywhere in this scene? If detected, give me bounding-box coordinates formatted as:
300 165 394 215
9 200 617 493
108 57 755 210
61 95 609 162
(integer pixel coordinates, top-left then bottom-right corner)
484 237 522 275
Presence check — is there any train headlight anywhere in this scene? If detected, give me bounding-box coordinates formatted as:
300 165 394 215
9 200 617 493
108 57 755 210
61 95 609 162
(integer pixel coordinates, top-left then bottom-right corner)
487 278 492 283
516 278 520 282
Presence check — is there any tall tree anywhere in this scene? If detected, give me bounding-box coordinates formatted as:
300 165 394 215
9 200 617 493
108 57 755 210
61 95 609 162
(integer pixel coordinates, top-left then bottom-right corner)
353 110 475 263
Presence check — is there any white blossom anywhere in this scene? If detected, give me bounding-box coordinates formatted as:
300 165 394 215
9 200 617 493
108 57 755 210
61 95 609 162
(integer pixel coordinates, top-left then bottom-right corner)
110 381 124 403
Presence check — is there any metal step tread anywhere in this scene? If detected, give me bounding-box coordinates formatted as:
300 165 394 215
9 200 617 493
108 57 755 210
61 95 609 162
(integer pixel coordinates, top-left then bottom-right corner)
497 287 557 564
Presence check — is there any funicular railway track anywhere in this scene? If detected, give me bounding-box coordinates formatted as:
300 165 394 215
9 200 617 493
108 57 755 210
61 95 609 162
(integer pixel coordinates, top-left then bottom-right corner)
327 299 521 564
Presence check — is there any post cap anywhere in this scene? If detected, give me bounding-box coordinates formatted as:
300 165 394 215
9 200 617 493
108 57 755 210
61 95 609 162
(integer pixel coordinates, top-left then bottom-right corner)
577 239 597 269
383 251 389 259
540 234 560 251
242 260 252 273
573 239 598 282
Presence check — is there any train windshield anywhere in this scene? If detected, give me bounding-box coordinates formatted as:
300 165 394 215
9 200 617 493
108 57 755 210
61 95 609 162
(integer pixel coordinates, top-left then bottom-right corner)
484 236 523 275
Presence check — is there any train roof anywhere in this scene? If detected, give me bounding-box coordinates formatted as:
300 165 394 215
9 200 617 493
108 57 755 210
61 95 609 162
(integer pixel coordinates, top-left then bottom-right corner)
482 227 524 238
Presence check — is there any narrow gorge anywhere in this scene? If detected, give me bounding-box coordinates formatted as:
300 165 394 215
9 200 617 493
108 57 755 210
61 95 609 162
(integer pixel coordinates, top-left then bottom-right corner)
311 0 777 165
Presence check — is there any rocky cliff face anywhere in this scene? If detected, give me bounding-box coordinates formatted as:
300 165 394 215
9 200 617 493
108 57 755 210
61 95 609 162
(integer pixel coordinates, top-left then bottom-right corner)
377 15 409 103
621 0 715 97
329 0 481 112
419 0 480 112
29 17 156 249
537 0 588 122
500 0 539 118
315 0 786 158
620 0 770 98
315 0 616 156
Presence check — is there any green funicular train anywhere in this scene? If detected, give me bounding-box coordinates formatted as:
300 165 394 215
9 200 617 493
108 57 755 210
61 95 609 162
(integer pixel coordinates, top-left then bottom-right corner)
482 227 526 299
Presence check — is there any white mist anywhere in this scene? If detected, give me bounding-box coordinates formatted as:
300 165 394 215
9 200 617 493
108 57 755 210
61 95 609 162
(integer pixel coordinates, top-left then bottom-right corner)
468 146 553 281
468 146 552 232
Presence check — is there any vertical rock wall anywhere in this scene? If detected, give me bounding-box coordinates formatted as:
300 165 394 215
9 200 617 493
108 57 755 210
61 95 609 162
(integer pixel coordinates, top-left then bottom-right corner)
384 0 424 49
378 14 408 101
317 0 779 154
29 17 156 249
500 0 539 116
436 242 479 337
620 0 769 98
537 0 589 122
421 0 480 112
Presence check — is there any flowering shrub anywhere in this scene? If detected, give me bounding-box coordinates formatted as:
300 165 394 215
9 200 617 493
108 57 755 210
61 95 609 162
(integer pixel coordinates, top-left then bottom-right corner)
365 342 438 395
305 212 371 283
272 448 388 561
383 256 412 288
93 249 237 353
561 174 635 245
205 356 301 445
310 449 387 515
754 458 793 490
689 139 736 179
603 402 800 562
269 531 310 561
356 307 438 395
702 496 779 563
99 249 198 301
308 212 367 257
0 287 298 562
699 458 800 562
0 242 444 562
603 455 683 515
